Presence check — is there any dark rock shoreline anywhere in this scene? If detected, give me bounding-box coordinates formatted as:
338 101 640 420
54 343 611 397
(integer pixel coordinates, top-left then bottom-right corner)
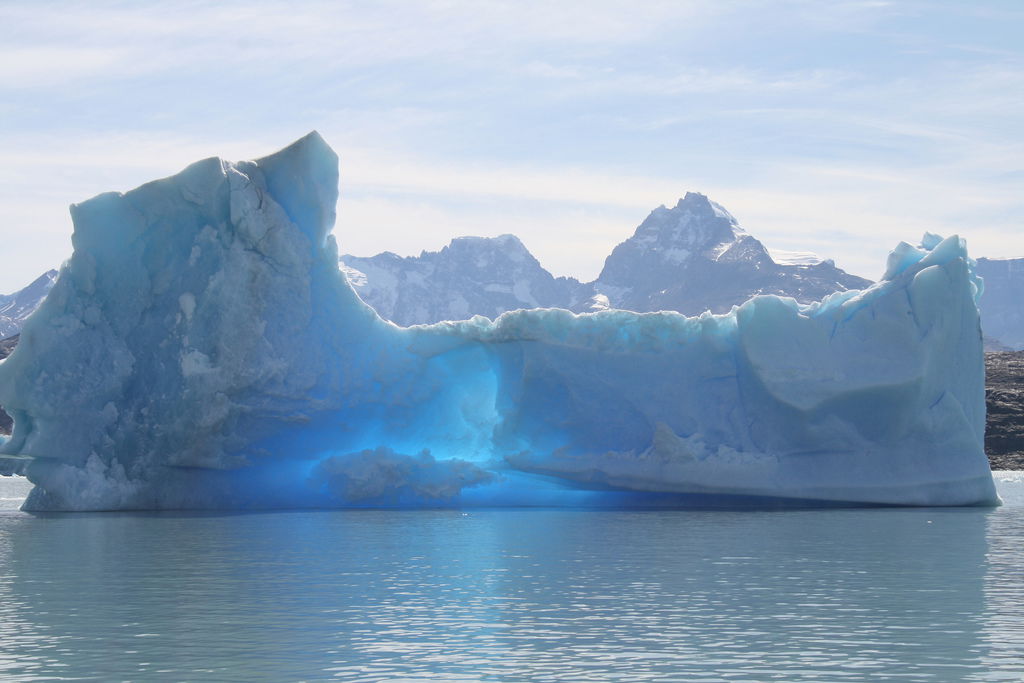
1 336 1022 470
985 351 1024 469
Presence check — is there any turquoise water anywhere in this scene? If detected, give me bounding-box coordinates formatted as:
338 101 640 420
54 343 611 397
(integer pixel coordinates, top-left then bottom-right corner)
2 474 1024 681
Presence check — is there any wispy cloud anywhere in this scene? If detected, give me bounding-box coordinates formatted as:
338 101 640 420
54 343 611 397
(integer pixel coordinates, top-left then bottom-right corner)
0 1 716 89
518 63 852 99
0 0 1021 291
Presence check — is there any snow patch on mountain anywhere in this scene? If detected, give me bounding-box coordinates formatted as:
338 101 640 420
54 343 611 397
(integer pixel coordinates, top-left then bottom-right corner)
768 249 828 266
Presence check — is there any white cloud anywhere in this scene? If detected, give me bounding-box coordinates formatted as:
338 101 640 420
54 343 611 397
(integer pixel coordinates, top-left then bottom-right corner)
0 1 717 89
336 146 687 210
521 63 852 98
0 0 1020 293
0 46 131 88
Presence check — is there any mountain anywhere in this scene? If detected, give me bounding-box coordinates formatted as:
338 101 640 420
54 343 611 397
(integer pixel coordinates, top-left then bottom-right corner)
587 192 870 314
341 235 590 326
342 193 871 323
0 270 58 339
977 258 1024 351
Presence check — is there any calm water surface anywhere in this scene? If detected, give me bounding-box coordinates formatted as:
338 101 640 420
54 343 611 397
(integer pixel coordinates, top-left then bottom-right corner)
2 473 1024 682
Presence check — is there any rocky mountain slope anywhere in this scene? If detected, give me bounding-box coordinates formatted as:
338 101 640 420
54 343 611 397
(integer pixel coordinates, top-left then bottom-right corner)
343 193 871 325
0 270 58 339
341 235 589 325
588 193 870 314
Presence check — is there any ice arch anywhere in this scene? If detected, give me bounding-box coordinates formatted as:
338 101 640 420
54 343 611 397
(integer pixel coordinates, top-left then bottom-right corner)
0 133 997 509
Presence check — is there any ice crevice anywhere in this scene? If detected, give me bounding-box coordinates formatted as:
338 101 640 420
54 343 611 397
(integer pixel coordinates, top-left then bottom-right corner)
0 132 998 510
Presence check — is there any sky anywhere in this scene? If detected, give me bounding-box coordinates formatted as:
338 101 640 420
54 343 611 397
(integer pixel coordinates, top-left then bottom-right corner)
1 0 1021 292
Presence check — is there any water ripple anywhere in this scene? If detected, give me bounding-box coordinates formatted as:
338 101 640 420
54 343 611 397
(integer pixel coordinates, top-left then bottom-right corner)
0 476 1023 680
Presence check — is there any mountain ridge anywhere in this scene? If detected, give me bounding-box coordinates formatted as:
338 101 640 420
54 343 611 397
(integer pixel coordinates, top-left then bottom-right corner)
342 192 872 325
0 270 58 339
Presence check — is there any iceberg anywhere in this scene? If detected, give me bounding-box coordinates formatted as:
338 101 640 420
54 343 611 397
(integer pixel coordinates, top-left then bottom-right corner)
0 133 997 510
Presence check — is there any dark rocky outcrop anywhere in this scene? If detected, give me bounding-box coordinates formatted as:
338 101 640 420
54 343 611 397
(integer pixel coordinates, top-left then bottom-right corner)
985 351 1024 470
0 334 17 359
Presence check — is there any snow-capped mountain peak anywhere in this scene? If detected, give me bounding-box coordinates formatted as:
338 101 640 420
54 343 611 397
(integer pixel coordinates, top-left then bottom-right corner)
340 234 586 325
590 192 867 314
595 192 771 302
440 234 535 268
335 192 871 324
629 192 743 262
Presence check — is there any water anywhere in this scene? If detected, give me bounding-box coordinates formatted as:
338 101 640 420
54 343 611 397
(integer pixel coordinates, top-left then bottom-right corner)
2 474 1024 681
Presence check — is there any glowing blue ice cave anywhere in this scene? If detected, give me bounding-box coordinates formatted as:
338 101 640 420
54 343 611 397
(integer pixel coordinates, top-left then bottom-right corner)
0 134 997 509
